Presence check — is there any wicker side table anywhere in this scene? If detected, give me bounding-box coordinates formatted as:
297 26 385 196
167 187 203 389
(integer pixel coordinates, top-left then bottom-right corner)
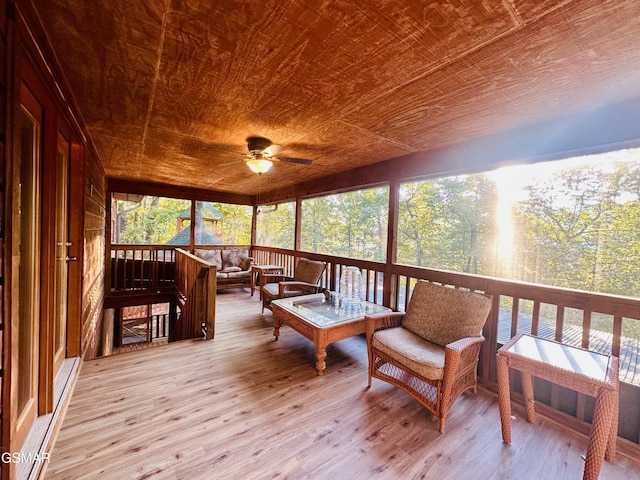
250 264 284 299
497 333 619 480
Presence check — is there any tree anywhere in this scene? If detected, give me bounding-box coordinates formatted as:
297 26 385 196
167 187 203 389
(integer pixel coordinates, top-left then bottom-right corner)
513 165 622 289
210 202 252 244
117 196 190 244
301 188 388 261
256 202 296 248
397 181 439 266
301 196 333 253
434 175 497 274
397 175 497 274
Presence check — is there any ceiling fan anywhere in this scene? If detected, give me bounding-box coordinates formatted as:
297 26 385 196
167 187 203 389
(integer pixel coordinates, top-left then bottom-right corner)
242 136 312 173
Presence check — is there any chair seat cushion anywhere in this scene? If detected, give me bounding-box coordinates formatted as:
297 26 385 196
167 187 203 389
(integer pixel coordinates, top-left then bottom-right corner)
226 270 251 280
372 327 445 381
262 283 306 298
222 266 242 273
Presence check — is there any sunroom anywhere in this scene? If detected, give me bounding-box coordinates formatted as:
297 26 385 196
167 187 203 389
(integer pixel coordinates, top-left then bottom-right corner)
4 1 640 480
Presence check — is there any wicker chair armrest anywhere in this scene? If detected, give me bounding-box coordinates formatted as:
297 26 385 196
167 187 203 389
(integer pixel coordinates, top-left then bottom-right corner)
437 335 485 411
262 273 292 283
445 335 486 354
278 280 319 295
364 311 404 340
443 335 485 377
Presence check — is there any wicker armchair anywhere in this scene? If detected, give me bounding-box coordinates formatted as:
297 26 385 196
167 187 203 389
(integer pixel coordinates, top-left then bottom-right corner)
365 280 492 433
261 258 326 313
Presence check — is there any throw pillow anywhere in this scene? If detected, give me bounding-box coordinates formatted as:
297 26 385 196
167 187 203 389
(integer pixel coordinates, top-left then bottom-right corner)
239 257 253 271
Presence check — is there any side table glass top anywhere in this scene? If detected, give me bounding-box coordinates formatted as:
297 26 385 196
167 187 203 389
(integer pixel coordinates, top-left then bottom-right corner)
273 293 391 327
504 334 610 382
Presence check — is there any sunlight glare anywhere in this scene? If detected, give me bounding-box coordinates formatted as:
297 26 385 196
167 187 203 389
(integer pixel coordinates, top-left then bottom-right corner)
486 147 640 276
487 166 529 276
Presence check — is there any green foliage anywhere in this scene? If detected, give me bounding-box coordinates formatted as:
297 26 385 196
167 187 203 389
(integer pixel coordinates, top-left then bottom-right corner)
396 152 640 300
398 175 497 274
301 187 389 261
207 202 252 244
511 161 636 294
116 197 190 244
395 153 640 341
115 197 252 245
112 151 640 308
256 202 295 248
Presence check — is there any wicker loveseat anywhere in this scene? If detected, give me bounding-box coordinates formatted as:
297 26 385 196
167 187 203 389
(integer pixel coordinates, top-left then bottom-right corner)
365 280 492 433
194 248 254 290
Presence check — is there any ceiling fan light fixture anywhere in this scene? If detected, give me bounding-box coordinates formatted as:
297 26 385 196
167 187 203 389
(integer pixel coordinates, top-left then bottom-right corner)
246 158 273 173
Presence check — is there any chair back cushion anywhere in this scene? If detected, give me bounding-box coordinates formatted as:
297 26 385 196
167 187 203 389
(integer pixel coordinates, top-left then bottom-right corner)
222 249 252 270
402 281 492 347
293 258 325 284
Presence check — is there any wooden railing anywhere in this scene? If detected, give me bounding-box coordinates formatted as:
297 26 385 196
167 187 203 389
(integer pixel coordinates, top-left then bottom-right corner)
171 248 217 341
109 245 176 292
151 313 170 340
252 246 640 450
252 247 387 304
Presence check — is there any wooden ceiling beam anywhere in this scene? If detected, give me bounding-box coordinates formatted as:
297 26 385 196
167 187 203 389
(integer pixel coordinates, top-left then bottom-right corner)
107 178 253 206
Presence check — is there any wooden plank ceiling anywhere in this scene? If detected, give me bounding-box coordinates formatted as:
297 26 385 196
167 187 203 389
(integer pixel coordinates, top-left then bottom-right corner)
33 0 640 196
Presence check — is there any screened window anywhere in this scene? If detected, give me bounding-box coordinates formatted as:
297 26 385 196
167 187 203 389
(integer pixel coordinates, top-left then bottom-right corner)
255 201 295 248
397 148 640 298
111 194 191 245
195 201 252 245
301 186 389 261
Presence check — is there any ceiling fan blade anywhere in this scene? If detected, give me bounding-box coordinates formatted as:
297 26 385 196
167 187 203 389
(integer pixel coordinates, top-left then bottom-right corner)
218 158 244 167
263 144 285 157
277 156 313 165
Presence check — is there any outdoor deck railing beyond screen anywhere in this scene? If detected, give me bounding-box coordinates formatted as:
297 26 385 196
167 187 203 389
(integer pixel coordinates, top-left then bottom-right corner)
106 244 640 449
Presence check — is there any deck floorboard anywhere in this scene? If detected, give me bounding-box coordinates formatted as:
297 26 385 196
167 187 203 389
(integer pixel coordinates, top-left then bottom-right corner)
46 290 640 480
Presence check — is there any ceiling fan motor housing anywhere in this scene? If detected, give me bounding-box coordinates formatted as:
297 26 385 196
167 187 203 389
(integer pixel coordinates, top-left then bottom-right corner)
246 136 272 153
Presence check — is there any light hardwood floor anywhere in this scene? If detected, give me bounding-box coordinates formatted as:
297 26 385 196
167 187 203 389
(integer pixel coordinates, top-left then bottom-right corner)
45 290 640 480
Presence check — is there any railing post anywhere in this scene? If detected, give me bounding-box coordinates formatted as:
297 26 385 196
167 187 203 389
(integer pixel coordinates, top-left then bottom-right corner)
480 291 501 384
205 267 217 340
172 248 217 342
169 296 178 335
383 181 399 308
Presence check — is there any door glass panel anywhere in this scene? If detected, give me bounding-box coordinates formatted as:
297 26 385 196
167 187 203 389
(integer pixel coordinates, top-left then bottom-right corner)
53 133 70 372
17 107 40 416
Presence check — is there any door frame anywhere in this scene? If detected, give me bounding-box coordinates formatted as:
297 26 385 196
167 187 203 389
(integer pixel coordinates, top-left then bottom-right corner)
5 44 84 452
10 80 43 452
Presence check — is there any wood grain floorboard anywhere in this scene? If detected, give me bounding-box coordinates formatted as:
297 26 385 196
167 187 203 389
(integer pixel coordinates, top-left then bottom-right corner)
45 290 640 480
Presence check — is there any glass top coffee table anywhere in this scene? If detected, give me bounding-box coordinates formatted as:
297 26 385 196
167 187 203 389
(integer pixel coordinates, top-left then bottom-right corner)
271 293 391 375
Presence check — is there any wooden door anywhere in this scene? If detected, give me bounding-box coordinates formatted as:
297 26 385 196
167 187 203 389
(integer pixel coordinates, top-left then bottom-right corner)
12 83 42 450
52 132 70 374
